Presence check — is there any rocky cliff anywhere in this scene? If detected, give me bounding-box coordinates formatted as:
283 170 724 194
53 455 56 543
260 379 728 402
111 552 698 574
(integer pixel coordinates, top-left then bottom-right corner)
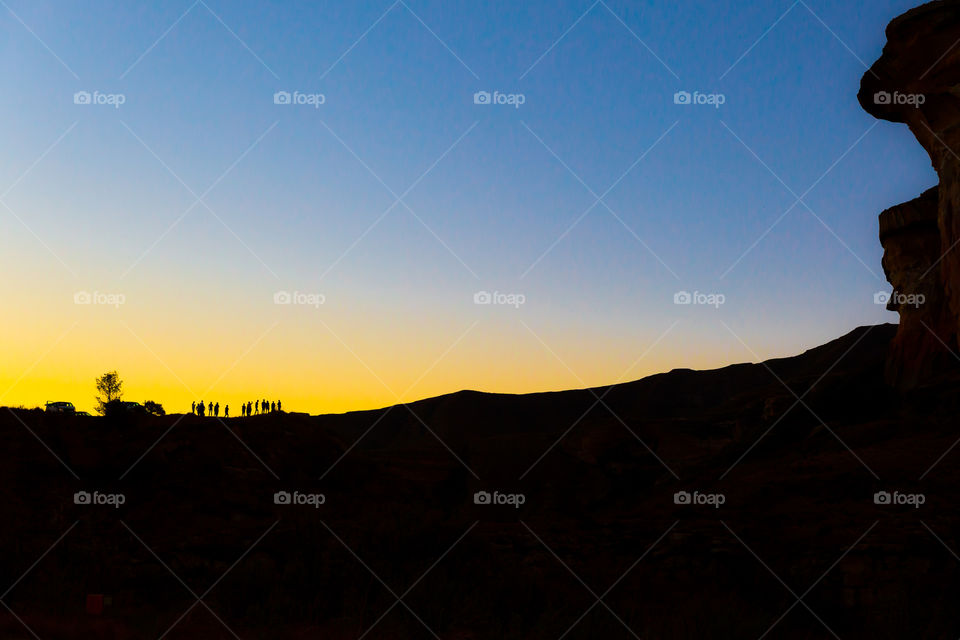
860 0 960 388
878 187 956 387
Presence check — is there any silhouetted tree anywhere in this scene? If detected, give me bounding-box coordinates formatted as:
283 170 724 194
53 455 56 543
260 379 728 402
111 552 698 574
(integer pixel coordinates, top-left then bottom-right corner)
144 401 165 416
95 371 123 415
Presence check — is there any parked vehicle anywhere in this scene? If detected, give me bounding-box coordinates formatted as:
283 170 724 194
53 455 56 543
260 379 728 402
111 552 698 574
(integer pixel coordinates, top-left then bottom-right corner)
102 401 146 416
45 401 75 414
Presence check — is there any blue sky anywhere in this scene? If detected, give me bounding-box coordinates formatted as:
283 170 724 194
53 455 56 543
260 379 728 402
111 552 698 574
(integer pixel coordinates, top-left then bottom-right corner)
0 0 939 412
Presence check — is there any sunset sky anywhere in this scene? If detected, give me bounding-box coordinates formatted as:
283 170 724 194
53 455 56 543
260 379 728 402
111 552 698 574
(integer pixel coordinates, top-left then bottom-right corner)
0 0 936 414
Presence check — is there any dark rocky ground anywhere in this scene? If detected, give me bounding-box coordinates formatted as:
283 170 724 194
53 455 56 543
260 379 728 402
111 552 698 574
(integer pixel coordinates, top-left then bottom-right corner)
2 322 960 638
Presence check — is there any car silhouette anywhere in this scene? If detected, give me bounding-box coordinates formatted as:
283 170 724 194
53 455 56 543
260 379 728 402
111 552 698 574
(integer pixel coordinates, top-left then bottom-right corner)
102 401 146 416
45 401 75 414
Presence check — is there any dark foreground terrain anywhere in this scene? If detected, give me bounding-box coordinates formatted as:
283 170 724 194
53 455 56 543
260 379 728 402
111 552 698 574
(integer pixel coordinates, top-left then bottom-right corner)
3 322 960 638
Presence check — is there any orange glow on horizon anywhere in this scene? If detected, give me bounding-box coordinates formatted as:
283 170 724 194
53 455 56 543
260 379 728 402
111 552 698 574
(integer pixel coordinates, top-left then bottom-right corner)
0 309 744 415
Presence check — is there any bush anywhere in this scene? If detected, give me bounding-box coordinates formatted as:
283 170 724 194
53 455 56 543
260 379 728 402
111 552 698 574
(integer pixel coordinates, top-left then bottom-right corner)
144 401 165 416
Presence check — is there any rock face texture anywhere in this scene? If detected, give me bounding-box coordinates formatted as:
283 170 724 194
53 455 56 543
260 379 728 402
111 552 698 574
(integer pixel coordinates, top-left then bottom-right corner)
879 187 956 387
860 0 960 388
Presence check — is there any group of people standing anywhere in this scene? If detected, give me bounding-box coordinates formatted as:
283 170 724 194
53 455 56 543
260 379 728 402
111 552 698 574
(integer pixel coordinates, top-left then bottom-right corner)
190 399 282 418
241 399 281 416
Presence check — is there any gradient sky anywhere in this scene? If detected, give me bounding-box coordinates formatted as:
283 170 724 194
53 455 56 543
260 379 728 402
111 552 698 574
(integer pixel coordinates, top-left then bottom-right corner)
0 0 937 414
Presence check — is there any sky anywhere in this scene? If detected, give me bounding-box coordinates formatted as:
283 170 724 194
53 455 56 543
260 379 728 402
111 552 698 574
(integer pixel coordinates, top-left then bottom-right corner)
0 0 938 414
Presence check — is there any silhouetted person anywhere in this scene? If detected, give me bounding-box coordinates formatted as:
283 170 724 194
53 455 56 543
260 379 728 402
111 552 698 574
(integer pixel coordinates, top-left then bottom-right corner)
271 401 276 413
277 400 282 412
208 401 213 416
191 401 196 415
214 402 219 417
224 405 229 418
255 400 259 415
248 401 253 416
198 401 205 417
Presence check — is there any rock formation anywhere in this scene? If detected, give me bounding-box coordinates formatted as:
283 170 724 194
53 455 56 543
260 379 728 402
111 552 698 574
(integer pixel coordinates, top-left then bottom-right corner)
860 0 960 388
878 187 956 387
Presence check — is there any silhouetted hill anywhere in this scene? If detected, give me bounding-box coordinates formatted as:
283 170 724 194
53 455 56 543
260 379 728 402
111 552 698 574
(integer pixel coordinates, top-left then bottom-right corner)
5 322 960 638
